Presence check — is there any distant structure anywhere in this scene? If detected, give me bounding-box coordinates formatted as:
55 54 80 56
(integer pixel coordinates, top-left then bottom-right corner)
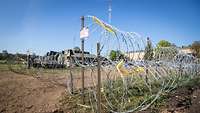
63 47 96 67
179 47 193 55
126 38 195 61
108 0 112 24
32 47 96 68
2 50 8 56
126 50 145 61
33 51 64 68
125 37 149 60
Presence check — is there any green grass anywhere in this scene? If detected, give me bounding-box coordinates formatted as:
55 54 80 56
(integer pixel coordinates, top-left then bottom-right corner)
180 76 200 89
0 63 9 71
0 63 63 76
0 60 7 64
0 62 85 80
58 73 200 113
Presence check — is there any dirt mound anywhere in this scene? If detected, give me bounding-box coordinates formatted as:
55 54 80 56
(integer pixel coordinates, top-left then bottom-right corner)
161 86 200 113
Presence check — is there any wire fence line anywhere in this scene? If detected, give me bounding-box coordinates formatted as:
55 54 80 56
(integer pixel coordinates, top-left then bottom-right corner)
63 16 200 113
6 16 200 113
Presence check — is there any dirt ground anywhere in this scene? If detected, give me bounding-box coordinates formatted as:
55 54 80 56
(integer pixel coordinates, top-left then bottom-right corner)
0 65 118 113
0 70 66 113
0 67 199 113
161 86 200 113
140 80 200 113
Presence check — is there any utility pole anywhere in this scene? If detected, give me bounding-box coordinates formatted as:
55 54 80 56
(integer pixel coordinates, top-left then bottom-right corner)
108 0 112 24
80 16 85 104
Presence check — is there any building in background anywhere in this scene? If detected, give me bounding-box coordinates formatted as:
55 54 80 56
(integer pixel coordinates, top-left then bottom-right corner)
179 47 193 55
126 50 145 61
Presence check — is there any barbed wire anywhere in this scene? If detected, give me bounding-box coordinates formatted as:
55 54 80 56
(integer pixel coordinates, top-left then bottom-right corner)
67 16 200 112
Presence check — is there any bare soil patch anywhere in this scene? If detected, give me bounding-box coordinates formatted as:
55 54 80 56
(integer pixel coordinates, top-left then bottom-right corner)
0 71 66 113
0 67 199 113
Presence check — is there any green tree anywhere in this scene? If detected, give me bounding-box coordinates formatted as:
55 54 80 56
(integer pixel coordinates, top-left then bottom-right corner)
191 41 200 58
144 37 154 60
109 50 124 61
154 40 178 60
109 50 117 61
157 40 171 47
154 47 178 60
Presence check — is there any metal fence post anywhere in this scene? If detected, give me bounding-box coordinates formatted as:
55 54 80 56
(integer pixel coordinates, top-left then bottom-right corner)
97 42 101 113
80 16 85 104
69 56 74 94
27 54 30 69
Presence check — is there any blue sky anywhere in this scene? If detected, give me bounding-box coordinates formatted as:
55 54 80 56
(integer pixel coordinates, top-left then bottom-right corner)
0 0 199 55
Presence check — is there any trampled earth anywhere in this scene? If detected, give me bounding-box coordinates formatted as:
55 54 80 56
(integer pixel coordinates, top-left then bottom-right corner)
0 69 200 113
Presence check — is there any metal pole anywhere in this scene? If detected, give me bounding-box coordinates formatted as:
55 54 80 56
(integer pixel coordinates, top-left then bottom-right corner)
27 50 30 69
97 42 101 113
145 65 149 85
81 16 85 104
69 57 73 94
179 60 183 76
